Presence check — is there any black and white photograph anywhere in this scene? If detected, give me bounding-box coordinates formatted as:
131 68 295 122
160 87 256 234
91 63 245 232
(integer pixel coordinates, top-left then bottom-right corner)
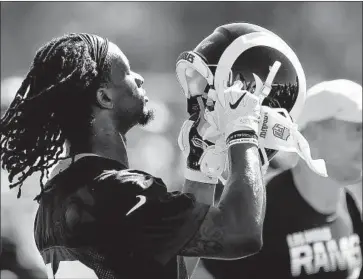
1 1 362 279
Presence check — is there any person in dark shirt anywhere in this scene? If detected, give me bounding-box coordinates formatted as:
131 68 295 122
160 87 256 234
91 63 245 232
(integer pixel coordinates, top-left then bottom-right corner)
0 33 266 279
199 80 362 279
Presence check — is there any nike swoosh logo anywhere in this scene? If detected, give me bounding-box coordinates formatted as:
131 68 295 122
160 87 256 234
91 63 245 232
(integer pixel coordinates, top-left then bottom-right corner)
229 92 247 109
126 195 146 216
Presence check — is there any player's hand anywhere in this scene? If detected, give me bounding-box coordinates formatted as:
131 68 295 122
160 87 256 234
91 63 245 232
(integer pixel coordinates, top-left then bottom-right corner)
178 97 226 184
204 80 261 147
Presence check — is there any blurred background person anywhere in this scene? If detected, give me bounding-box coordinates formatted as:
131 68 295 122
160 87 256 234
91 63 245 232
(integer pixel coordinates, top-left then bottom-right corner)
1 2 361 279
199 79 362 279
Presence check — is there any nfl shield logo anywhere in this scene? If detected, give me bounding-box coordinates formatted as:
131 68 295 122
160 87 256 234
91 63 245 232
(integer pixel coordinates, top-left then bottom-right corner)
272 124 290 141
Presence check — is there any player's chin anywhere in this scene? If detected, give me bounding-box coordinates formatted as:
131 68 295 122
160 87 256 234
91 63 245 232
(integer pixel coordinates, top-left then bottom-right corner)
138 107 155 126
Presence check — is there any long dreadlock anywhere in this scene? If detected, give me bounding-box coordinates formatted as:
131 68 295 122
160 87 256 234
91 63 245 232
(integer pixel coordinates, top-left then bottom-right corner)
0 33 109 199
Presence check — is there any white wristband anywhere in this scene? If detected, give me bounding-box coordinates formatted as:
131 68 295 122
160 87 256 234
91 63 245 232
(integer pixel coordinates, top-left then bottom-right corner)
227 138 259 148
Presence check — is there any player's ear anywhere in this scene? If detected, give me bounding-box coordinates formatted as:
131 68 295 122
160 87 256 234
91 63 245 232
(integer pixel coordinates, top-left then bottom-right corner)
96 88 114 109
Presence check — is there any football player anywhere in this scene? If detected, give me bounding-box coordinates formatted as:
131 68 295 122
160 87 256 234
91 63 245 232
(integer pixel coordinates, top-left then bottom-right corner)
200 80 363 279
0 33 266 279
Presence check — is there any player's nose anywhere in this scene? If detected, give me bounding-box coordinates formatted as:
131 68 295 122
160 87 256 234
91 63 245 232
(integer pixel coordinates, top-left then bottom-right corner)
132 71 144 88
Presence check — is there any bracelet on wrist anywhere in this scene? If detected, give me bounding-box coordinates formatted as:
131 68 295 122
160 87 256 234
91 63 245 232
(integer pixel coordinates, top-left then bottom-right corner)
226 130 259 148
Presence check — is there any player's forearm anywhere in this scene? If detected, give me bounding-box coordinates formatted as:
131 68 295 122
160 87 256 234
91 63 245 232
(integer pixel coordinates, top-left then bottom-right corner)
179 143 265 259
183 179 216 206
217 143 265 252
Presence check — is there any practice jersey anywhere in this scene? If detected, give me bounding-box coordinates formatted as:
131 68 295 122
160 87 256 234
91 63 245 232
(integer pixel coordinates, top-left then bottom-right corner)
34 155 210 279
202 170 362 279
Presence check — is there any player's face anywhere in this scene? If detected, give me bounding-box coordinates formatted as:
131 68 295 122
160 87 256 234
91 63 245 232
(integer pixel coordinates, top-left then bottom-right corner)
105 43 154 132
310 119 362 185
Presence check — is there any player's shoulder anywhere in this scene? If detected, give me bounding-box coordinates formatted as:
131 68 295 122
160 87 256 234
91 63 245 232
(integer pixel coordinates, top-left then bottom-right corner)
50 155 125 182
94 166 167 194
93 167 198 212
41 155 125 198
95 168 156 187
59 156 167 197
46 154 189 208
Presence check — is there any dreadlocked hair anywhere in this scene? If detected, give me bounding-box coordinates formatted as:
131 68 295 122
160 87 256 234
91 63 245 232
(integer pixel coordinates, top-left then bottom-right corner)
0 33 107 199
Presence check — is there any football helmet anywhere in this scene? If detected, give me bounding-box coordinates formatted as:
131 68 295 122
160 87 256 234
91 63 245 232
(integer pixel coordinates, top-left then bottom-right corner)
176 22 307 163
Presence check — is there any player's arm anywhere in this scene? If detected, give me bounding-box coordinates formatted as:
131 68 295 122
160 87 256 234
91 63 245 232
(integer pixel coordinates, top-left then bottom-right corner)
179 83 266 260
179 143 264 259
199 179 276 279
